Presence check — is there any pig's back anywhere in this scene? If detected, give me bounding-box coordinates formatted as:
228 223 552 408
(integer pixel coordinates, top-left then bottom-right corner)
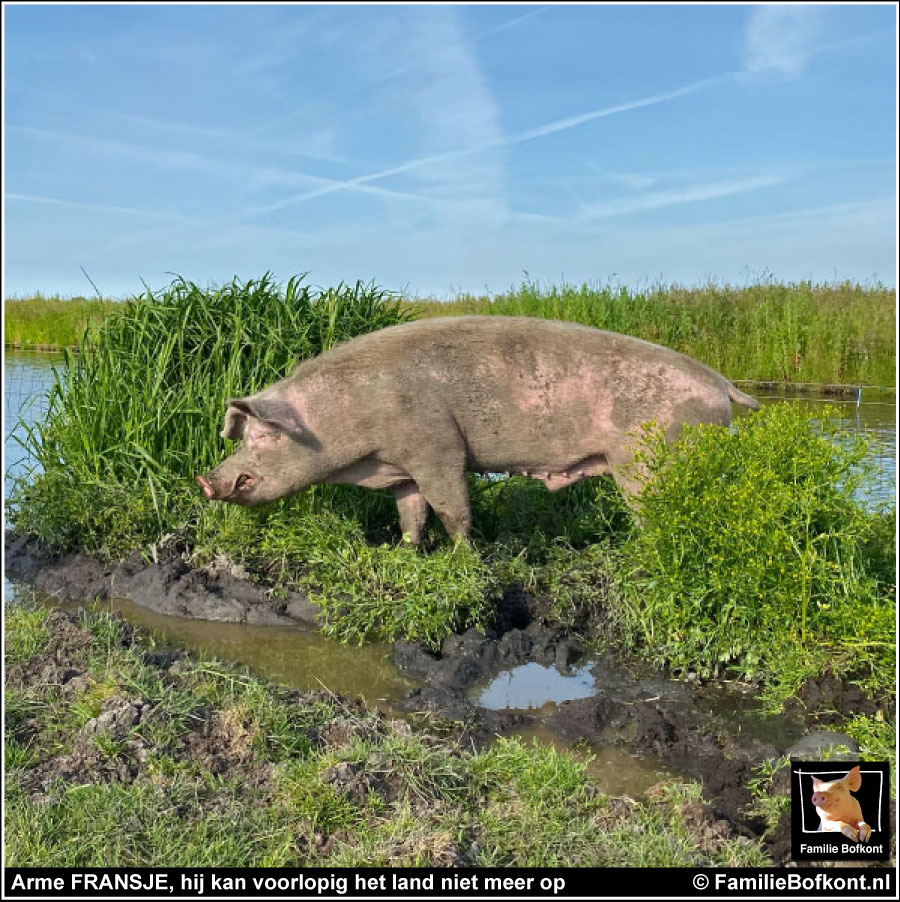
304 316 721 394
294 317 728 471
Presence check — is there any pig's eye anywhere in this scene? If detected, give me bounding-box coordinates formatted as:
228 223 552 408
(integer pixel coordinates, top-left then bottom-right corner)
235 474 253 491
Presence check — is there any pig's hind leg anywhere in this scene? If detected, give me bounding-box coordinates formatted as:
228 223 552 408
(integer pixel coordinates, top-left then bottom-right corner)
393 482 430 546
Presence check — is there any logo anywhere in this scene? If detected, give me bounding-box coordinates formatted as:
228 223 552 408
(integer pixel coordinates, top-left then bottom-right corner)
791 760 890 861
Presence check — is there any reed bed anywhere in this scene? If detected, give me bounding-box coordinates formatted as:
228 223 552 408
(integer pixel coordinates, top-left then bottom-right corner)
8 280 894 386
4 294 120 350
415 279 895 387
8 275 412 555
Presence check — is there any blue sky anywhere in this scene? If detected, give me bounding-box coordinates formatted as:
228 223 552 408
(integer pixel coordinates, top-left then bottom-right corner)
4 2 897 299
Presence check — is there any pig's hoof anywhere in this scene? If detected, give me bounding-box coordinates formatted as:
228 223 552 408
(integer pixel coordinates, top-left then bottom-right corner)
839 822 860 842
858 822 872 843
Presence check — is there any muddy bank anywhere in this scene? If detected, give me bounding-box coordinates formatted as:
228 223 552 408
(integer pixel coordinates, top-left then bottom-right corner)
5 532 321 626
5 531 884 864
392 585 827 845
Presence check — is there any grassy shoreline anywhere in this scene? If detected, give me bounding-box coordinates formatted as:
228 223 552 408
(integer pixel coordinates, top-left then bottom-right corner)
6 279 896 386
7 275 894 711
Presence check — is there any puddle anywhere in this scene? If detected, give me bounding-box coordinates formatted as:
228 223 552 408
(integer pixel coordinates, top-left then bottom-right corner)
8 584 417 704
697 682 807 750
475 661 596 710
512 722 677 796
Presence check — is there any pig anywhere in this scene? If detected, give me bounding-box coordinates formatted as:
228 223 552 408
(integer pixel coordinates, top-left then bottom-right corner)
810 766 872 842
196 316 759 544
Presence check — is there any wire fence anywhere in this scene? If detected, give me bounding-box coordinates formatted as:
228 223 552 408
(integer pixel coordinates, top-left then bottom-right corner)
4 355 896 506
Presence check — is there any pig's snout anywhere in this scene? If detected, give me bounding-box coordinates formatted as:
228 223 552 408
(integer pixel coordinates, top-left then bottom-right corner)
196 475 216 500
812 792 830 809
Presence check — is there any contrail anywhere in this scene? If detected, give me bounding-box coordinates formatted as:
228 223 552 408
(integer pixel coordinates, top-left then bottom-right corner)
247 28 890 219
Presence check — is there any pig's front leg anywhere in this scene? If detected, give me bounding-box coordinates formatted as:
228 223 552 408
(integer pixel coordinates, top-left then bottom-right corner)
836 821 870 843
408 466 471 542
393 482 429 546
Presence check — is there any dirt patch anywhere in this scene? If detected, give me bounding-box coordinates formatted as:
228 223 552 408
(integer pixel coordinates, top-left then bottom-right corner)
783 669 887 725
6 609 97 694
17 694 155 797
5 532 320 626
390 582 817 859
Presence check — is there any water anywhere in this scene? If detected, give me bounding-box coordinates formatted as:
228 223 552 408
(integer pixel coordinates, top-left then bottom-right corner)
4 351 61 502
48 589 414 705
751 389 896 506
476 661 597 710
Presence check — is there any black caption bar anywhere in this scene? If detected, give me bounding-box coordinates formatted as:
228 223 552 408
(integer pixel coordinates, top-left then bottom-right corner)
4 868 895 899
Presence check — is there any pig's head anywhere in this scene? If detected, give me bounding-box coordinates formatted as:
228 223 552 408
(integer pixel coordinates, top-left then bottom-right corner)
196 395 320 506
811 766 862 815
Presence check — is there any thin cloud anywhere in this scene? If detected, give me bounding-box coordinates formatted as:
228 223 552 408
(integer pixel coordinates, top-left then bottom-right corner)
6 192 181 220
247 24 889 221
584 165 656 191
247 74 729 217
231 4 549 149
742 6 824 75
475 5 550 40
9 123 461 210
577 175 784 221
99 111 355 166
510 73 729 143
687 196 893 233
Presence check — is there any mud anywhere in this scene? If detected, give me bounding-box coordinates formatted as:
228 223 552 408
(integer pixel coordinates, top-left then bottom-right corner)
5 532 320 626
391 590 792 836
5 531 886 865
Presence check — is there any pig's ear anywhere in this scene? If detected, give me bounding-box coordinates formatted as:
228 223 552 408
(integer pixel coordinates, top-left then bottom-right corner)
845 766 862 791
221 404 248 440
229 397 306 438
811 776 824 789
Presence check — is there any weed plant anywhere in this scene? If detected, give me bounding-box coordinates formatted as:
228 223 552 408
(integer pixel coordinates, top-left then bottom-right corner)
619 405 895 704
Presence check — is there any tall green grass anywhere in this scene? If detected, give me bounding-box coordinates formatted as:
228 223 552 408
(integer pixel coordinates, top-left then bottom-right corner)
8 274 412 556
8 279 896 385
416 279 896 387
4 294 120 349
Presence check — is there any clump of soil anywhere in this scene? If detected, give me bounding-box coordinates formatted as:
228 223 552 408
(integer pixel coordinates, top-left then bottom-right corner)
784 669 887 726
17 694 155 797
6 609 98 694
5 532 320 626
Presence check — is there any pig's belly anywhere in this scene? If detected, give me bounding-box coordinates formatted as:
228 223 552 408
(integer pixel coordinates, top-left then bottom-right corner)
462 408 616 489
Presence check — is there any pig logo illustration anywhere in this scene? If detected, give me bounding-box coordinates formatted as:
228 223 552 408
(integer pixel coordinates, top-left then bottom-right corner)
810 766 871 842
791 760 889 860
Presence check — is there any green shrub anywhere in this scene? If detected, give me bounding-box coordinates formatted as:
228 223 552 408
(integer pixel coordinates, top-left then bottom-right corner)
618 404 895 700
254 506 496 649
